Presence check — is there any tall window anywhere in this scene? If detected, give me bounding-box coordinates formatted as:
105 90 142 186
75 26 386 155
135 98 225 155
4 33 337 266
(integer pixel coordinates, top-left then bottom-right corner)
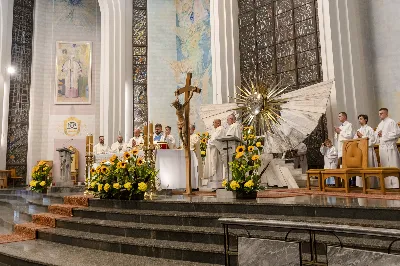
238 0 326 168
6 0 35 179
132 0 148 129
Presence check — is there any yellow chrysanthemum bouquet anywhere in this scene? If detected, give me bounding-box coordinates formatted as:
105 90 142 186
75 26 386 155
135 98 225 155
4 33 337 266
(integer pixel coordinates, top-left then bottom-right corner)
30 161 52 193
223 126 264 195
89 148 158 200
198 132 210 158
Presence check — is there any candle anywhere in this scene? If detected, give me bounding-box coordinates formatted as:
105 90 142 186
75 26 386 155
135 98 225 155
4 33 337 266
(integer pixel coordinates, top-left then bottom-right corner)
144 125 148 146
89 135 94 153
149 122 153 145
86 135 90 153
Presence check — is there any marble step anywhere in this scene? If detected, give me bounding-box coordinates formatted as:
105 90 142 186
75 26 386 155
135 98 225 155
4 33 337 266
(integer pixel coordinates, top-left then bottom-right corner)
55 217 228 245
0 239 219 266
36 227 227 265
86 199 400 221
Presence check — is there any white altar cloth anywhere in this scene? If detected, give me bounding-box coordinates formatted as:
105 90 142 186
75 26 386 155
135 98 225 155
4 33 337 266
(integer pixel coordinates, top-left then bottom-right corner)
155 150 198 190
94 151 145 163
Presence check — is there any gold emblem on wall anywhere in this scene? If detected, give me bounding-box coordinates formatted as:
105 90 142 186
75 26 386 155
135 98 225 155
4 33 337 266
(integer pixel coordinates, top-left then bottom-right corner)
64 117 81 137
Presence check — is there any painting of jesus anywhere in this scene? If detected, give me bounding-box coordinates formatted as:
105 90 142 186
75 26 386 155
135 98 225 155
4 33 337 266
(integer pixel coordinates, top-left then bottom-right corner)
55 41 92 104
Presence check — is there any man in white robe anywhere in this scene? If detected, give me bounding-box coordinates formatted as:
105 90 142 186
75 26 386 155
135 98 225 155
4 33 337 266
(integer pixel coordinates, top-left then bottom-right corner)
110 135 129 153
225 114 242 139
354 114 378 187
222 114 242 178
189 124 200 151
376 108 400 189
93 136 110 155
294 143 308 174
334 112 353 162
128 129 144 148
204 119 225 189
164 126 176 149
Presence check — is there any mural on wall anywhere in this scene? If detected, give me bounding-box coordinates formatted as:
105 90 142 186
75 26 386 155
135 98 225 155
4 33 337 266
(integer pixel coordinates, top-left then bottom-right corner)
173 0 212 130
53 0 99 30
55 41 92 104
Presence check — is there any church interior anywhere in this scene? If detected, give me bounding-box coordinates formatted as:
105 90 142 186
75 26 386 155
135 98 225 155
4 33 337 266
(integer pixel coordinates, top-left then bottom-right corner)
1 0 400 265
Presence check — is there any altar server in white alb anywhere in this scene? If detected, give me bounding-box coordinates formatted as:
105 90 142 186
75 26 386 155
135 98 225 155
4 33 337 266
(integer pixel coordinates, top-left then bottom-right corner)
353 114 378 187
334 112 353 163
164 126 176 149
204 119 225 189
93 136 110 155
376 108 400 188
110 135 129 153
320 139 338 185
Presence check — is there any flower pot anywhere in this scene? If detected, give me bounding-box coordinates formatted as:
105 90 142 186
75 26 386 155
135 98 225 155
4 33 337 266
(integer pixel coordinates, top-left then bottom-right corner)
235 191 257 199
132 192 145 200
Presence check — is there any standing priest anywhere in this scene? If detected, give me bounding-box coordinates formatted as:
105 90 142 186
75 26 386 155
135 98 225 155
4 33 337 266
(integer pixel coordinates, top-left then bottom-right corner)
225 114 242 139
204 119 225 189
376 108 400 188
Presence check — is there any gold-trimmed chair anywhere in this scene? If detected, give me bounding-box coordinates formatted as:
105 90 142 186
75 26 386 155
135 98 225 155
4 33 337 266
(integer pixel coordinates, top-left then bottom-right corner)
321 138 368 193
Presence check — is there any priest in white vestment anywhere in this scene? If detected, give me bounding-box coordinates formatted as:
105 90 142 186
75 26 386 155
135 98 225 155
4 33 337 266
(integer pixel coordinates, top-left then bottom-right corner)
164 126 176 149
110 135 129 153
294 143 308 174
93 136 110 155
128 129 144 148
376 108 400 188
204 119 225 189
189 124 200 151
334 112 353 160
354 114 378 187
222 114 242 177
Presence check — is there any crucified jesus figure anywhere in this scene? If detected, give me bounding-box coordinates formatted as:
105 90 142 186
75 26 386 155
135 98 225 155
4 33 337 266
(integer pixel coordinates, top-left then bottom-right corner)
171 91 194 146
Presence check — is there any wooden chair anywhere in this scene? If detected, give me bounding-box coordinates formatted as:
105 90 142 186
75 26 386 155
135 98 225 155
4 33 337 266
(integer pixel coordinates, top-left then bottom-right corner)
0 170 8 188
10 168 23 187
306 169 323 191
69 146 79 185
321 138 368 193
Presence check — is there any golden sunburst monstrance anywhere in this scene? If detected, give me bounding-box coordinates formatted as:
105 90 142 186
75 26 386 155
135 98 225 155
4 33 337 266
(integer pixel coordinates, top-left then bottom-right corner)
235 79 289 133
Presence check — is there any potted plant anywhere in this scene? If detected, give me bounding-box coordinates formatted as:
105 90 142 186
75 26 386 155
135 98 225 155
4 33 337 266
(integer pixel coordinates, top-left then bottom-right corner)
30 161 52 193
88 148 157 200
222 126 264 199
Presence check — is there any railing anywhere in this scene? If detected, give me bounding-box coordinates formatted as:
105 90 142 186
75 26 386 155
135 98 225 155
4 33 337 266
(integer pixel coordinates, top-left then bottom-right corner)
219 218 400 266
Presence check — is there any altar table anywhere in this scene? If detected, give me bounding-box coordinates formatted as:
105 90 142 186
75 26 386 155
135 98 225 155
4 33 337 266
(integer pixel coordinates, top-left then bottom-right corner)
155 150 198 190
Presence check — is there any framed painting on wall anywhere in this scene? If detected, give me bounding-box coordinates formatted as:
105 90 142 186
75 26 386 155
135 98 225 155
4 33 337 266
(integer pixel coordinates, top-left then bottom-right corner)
55 41 92 105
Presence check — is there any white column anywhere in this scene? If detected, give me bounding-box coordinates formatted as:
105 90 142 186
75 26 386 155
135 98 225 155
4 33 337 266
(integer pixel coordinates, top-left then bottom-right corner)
0 0 14 169
211 0 241 104
124 0 133 141
318 0 378 138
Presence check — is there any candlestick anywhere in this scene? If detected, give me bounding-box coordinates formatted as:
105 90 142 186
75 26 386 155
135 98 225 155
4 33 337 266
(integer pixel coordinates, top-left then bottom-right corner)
89 134 93 153
86 135 90 153
144 124 148 146
149 122 153 145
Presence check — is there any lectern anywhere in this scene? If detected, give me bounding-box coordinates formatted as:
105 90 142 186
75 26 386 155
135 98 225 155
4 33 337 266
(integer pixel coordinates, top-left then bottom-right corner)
56 147 74 187
216 136 243 181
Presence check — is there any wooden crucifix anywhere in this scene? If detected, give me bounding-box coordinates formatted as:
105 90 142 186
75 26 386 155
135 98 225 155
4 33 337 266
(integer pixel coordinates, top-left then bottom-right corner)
173 73 201 194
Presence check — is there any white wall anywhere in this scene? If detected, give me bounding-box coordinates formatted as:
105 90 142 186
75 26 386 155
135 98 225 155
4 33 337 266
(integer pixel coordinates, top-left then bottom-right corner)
147 0 180 143
28 0 101 182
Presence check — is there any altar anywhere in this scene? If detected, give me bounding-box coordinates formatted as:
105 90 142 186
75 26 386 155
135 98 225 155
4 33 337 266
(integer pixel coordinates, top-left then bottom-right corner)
156 150 198 190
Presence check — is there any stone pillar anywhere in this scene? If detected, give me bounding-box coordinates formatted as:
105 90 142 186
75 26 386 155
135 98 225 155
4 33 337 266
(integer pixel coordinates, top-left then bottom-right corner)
210 0 241 104
0 0 14 169
318 0 378 138
55 148 74 187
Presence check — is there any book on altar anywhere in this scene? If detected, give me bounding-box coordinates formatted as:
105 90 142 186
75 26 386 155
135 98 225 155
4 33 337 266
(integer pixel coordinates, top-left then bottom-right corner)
157 142 169 149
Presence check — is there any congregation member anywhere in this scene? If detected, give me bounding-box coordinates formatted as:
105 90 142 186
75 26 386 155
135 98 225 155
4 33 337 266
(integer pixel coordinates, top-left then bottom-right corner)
164 126 176 149
110 135 129 153
93 136 110 155
204 119 225 189
354 114 378 187
376 108 400 188
189 124 200 151
128 128 144 148
153 123 165 142
320 139 338 186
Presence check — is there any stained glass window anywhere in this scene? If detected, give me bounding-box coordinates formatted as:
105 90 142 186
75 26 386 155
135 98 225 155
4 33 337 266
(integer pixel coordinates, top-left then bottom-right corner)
133 1 148 129
6 0 35 180
238 0 326 168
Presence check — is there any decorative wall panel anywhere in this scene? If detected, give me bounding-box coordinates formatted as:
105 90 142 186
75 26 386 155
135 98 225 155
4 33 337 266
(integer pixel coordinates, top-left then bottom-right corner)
6 0 35 179
238 0 326 168
133 0 148 129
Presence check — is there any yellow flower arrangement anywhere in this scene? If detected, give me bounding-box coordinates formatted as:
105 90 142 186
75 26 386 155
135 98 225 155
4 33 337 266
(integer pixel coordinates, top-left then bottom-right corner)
123 151 131 160
252 155 260 161
30 180 37 187
236 146 245 153
98 183 103 191
131 148 139 156
138 182 147 192
201 138 207 144
244 180 254 188
40 181 46 186
137 158 144 166
30 161 52 193
256 142 262 147
113 183 121 189
201 151 206 156
222 179 228 188
124 182 132 191
236 152 244 159
120 162 127 169
91 181 97 188
117 161 123 169
104 183 111 192
110 154 118 163
100 166 109 175
230 181 240 190
90 168 96 175
248 146 255 152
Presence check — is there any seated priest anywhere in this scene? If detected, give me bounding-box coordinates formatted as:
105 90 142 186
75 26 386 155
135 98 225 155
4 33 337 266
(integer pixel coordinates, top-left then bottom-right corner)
128 128 144 148
110 135 129 153
164 126 176 149
93 136 110 155
204 119 225 189
190 124 200 151
153 123 165 143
